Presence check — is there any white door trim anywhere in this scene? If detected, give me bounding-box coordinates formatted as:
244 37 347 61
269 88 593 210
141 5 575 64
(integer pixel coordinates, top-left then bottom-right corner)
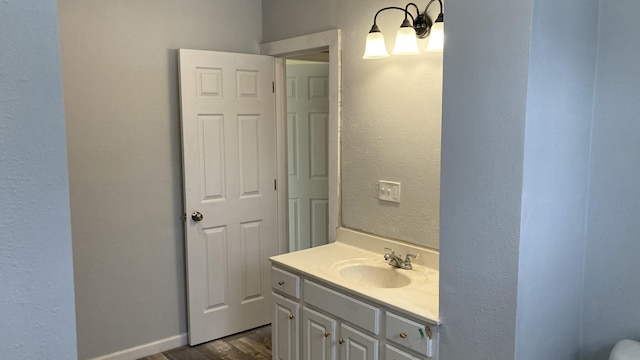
260 29 342 254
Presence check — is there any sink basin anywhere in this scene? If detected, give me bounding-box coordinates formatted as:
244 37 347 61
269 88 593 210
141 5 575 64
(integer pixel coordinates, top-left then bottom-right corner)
337 264 411 288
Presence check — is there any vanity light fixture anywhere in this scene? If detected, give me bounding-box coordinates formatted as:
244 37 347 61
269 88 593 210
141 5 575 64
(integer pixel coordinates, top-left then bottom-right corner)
362 0 444 59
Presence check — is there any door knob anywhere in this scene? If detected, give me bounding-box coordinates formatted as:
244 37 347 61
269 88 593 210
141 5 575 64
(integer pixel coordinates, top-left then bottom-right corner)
191 211 204 222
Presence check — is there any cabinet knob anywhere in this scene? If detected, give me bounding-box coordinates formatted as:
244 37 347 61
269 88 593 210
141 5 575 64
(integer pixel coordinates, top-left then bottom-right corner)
288 314 295 320
338 339 345 345
399 332 407 338
278 281 285 285
324 331 331 338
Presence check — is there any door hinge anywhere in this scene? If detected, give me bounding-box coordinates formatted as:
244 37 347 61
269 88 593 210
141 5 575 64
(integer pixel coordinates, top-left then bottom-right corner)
274 179 277 190
272 81 275 93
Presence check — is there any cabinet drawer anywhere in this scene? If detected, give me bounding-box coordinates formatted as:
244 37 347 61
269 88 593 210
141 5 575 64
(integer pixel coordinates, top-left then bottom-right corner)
272 266 300 299
386 344 425 360
386 312 431 355
304 280 380 334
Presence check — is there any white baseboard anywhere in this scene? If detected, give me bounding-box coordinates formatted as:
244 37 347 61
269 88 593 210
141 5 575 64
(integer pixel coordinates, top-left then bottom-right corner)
90 333 188 360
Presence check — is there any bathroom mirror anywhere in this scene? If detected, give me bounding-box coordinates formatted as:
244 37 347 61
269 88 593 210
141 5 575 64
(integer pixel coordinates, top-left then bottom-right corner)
262 29 441 251
340 42 443 250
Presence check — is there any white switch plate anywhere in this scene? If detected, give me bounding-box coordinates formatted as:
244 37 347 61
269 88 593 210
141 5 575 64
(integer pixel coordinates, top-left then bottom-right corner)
378 180 401 203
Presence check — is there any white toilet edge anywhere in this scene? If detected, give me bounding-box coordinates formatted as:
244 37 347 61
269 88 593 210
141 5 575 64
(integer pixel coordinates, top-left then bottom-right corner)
610 339 640 360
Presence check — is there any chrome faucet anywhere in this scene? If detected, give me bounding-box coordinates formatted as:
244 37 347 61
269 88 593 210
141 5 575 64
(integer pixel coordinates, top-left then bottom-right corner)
384 248 418 270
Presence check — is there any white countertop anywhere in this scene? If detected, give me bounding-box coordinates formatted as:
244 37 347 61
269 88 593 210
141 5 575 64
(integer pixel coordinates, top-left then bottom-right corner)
270 233 440 324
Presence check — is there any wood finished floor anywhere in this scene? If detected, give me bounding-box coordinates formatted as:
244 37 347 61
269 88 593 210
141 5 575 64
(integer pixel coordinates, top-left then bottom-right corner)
138 325 271 360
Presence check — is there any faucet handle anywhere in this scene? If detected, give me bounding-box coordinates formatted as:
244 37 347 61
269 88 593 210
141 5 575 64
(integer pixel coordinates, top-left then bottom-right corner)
383 247 395 261
404 253 418 263
403 253 418 270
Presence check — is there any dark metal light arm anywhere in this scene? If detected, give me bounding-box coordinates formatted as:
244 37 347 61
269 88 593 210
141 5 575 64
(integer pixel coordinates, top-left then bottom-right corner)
371 6 415 28
425 0 444 23
368 3 433 38
368 0 443 36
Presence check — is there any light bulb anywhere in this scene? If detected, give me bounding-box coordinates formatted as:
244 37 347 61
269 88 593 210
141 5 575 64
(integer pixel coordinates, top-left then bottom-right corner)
363 31 389 59
392 26 420 55
426 22 444 51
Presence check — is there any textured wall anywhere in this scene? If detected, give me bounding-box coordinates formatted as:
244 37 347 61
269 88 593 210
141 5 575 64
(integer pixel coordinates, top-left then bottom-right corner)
515 0 598 359
263 0 443 249
582 1 640 358
57 1 263 358
0 1 77 358
438 0 532 358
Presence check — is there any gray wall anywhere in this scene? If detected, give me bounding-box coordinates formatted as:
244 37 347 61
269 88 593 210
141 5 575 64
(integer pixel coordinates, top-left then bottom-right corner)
263 0 443 250
582 0 640 358
515 0 599 358
438 0 531 358
57 1 263 358
0 1 78 359
441 0 640 358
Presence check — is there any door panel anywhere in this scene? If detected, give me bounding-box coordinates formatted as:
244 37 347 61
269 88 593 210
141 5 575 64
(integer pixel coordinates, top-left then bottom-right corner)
179 49 277 345
204 226 228 309
311 199 329 248
200 115 225 199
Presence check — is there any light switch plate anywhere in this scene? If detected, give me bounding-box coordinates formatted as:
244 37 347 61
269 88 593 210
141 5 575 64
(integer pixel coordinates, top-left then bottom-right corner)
378 180 401 203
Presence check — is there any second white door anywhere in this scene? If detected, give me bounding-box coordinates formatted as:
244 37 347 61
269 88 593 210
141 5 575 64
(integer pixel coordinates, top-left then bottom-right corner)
179 49 277 345
286 63 330 251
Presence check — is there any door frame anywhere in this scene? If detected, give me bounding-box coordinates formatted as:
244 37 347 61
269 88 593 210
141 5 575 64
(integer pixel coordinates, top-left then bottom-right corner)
260 29 342 254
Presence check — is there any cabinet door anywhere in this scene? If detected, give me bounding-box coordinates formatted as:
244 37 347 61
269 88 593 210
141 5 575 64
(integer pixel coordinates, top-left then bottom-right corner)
385 344 426 360
339 324 378 360
303 307 337 360
273 293 300 360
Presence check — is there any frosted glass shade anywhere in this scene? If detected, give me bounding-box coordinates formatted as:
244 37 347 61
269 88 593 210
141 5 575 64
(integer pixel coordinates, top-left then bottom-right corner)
363 32 389 59
426 22 444 51
392 27 420 55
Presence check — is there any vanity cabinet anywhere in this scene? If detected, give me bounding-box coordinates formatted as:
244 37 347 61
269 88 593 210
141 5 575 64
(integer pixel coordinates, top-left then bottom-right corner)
271 265 439 360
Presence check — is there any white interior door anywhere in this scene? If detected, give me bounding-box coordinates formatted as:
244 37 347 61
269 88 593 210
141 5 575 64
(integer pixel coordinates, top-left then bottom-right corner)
178 49 277 345
286 63 330 251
